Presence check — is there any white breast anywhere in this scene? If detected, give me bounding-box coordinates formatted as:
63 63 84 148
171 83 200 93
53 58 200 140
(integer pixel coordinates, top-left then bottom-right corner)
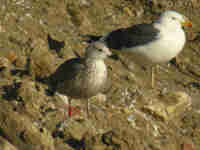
125 26 186 64
88 60 107 87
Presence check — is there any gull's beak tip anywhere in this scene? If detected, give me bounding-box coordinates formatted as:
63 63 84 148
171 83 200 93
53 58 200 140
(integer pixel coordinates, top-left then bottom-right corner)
183 20 192 28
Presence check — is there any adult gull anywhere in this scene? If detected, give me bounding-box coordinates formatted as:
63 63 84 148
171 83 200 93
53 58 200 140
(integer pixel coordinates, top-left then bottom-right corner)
96 10 192 87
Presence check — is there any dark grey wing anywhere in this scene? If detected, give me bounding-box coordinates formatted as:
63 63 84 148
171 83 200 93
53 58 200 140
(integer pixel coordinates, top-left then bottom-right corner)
104 23 160 49
49 58 85 88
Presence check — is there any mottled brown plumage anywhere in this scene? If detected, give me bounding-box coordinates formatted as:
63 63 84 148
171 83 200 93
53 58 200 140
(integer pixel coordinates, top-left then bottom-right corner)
51 42 112 117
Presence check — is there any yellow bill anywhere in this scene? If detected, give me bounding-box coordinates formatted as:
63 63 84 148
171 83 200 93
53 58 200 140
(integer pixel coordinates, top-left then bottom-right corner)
182 21 192 27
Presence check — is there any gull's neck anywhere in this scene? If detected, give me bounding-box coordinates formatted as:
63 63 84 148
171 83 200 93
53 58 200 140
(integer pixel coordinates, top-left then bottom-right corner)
84 57 105 68
153 20 182 33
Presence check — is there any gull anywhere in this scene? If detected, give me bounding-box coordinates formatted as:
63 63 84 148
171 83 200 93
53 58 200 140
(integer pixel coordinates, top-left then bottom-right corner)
89 10 192 88
50 41 112 118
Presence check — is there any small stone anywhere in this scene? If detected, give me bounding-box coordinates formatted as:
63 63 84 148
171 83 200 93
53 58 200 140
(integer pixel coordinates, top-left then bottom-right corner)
67 120 89 141
133 7 144 18
0 57 11 68
127 115 137 128
30 38 56 78
0 57 13 79
91 93 107 103
143 91 191 121
6 51 18 63
121 107 132 114
191 0 200 8
80 0 92 7
17 79 37 100
0 136 18 150
183 143 194 150
123 7 133 17
15 55 27 69
92 144 107 150
0 24 5 32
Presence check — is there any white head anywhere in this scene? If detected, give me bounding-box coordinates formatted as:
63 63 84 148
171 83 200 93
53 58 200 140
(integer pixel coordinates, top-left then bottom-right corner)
156 10 192 29
85 42 112 60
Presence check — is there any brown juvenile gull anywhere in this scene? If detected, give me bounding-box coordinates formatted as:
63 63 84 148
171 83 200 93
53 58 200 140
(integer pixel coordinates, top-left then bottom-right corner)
89 10 192 88
51 41 112 118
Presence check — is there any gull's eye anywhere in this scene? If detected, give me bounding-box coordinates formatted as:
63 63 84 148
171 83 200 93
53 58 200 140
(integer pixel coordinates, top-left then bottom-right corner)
98 48 103 52
171 17 176 20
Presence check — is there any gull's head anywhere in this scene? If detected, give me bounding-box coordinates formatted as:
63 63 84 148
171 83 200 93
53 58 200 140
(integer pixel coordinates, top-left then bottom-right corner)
157 10 192 29
85 41 112 59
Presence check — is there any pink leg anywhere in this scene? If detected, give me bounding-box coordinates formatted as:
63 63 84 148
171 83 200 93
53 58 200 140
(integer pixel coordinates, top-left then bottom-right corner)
68 99 72 117
68 98 80 117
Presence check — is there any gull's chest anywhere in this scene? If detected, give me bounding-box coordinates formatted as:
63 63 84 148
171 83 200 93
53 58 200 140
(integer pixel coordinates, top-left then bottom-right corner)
161 29 186 51
86 60 107 87
142 29 186 63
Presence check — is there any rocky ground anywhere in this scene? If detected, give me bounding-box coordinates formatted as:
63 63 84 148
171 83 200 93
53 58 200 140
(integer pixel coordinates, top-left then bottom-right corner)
0 0 200 150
